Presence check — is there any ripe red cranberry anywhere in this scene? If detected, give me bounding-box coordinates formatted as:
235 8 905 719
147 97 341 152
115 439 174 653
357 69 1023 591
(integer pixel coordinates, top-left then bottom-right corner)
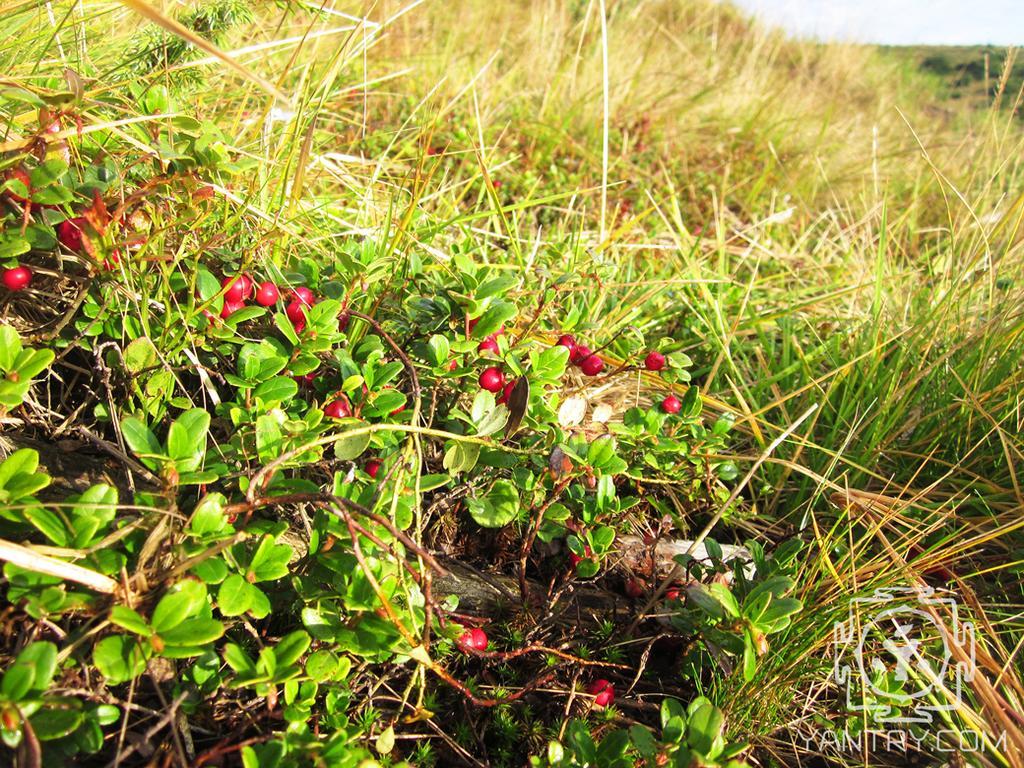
2 266 32 291
291 286 315 305
222 274 253 303
221 298 245 318
665 585 682 602
255 281 279 306
478 335 499 354
555 334 576 355
286 299 307 326
586 679 615 707
457 628 489 653
4 168 31 203
57 217 86 251
467 316 479 333
365 459 382 479
497 379 516 405
661 394 681 414
644 351 666 371
324 398 352 419
570 344 591 365
447 359 459 371
579 354 604 376
294 371 317 387
479 366 505 392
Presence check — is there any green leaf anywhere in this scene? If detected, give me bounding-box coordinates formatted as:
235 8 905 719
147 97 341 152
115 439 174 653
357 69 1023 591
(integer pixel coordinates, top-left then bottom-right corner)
123 337 159 374
427 334 450 367
707 583 740 619
255 415 283 464
23 506 68 546
94 636 147 685
272 630 311 668
151 581 208 633
443 441 480 476
248 536 292 582
333 419 371 460
467 479 520 528
223 643 256 674
189 493 228 536
472 300 516 338
166 409 210 472
218 574 254 617
254 376 298 405
30 707 83 741
686 699 724 756
120 417 163 470
305 650 340 682
0 325 23 371
158 617 224 646
110 606 151 636
686 584 725 619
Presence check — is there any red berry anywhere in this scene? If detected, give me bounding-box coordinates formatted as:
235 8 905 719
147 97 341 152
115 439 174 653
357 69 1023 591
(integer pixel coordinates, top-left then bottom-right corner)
644 351 666 371
586 679 615 707
469 628 488 651
4 168 31 203
661 395 681 414
479 366 505 393
497 379 516 405
338 311 350 332
324 398 352 419
447 359 459 371
457 628 488 653
580 354 604 376
665 586 682 602
294 372 317 387
555 334 576 355
478 335 500 355
286 299 307 326
570 344 591 365
222 274 252 303
467 316 479 334
221 298 245 318
365 459 382 479
492 180 502 189
2 266 31 291
291 286 315 305
255 281 279 306
57 216 86 251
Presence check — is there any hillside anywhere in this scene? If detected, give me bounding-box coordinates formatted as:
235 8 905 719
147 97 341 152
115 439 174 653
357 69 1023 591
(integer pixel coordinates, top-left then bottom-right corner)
0 1 1022 767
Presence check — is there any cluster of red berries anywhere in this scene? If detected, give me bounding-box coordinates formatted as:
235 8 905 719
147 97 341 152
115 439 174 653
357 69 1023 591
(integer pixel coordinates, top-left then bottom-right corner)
556 334 605 376
218 273 281 319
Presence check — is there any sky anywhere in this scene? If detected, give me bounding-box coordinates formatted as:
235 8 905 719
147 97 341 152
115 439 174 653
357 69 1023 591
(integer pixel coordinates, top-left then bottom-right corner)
728 0 1024 46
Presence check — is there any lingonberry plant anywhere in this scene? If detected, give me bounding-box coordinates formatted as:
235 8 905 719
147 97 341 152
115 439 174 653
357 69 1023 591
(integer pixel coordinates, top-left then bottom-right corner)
0 9 797 768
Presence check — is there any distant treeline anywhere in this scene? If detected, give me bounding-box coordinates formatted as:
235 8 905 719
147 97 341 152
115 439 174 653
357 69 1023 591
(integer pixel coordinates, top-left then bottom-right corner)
882 45 1024 110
